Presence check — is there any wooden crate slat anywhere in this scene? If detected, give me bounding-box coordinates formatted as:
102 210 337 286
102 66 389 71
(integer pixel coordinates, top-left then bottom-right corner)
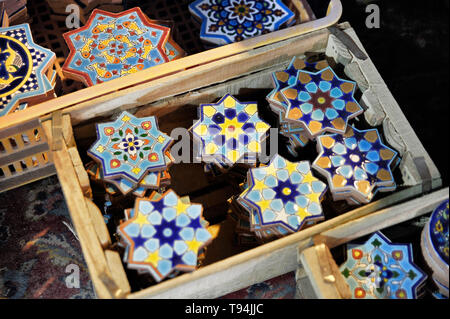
0 142 50 167
41 119 122 299
314 187 449 249
297 244 351 299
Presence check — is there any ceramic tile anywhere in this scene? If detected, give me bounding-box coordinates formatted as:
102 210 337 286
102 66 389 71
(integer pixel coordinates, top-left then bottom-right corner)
312 125 398 204
267 57 329 114
281 66 364 138
429 199 449 266
88 111 173 184
0 23 56 116
86 150 172 198
191 94 270 168
189 0 294 46
117 189 212 281
164 36 186 61
238 154 327 233
421 199 449 294
62 7 172 86
340 232 427 299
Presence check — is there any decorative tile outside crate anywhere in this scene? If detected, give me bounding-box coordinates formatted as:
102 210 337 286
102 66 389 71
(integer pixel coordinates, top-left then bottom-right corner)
62 7 175 86
0 23 56 117
429 199 449 266
87 111 173 184
421 199 449 296
191 94 270 169
189 0 295 46
340 232 427 299
312 125 399 205
117 189 212 282
282 66 363 139
237 154 327 237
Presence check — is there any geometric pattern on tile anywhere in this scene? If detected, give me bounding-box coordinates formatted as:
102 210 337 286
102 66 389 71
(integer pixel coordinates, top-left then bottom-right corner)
340 232 427 299
189 0 294 45
118 189 212 282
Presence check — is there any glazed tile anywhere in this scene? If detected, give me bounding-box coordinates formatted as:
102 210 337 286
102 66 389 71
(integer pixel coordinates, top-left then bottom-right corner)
281 66 364 138
340 231 427 299
189 0 294 46
312 125 398 204
88 111 173 184
62 7 172 86
0 24 56 116
117 189 212 281
191 94 270 168
238 154 327 233
429 199 449 266
164 36 186 61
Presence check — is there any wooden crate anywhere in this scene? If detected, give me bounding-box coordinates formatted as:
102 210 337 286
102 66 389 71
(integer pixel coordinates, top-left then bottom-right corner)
33 21 443 299
0 0 342 190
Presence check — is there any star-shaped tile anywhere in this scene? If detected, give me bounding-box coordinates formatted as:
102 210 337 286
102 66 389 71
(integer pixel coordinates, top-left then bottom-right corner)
0 23 56 116
191 94 270 167
239 154 327 233
62 7 174 86
118 189 212 282
189 0 294 46
267 57 330 151
340 232 427 299
312 125 398 204
88 111 173 184
282 67 364 138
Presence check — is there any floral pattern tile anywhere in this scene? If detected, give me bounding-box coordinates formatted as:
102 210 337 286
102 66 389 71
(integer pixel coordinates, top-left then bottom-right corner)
340 232 427 299
189 0 294 45
429 200 449 265
88 111 173 184
62 7 180 86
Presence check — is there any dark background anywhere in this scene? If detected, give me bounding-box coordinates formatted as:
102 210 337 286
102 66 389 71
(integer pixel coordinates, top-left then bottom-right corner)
311 0 449 186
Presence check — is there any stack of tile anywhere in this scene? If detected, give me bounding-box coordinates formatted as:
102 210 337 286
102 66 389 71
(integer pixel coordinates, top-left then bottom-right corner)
266 56 329 156
339 231 427 299
87 111 174 197
189 0 295 46
229 154 327 243
190 94 271 175
62 7 185 87
267 57 365 154
117 189 212 282
421 199 449 298
0 23 57 117
312 125 399 205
